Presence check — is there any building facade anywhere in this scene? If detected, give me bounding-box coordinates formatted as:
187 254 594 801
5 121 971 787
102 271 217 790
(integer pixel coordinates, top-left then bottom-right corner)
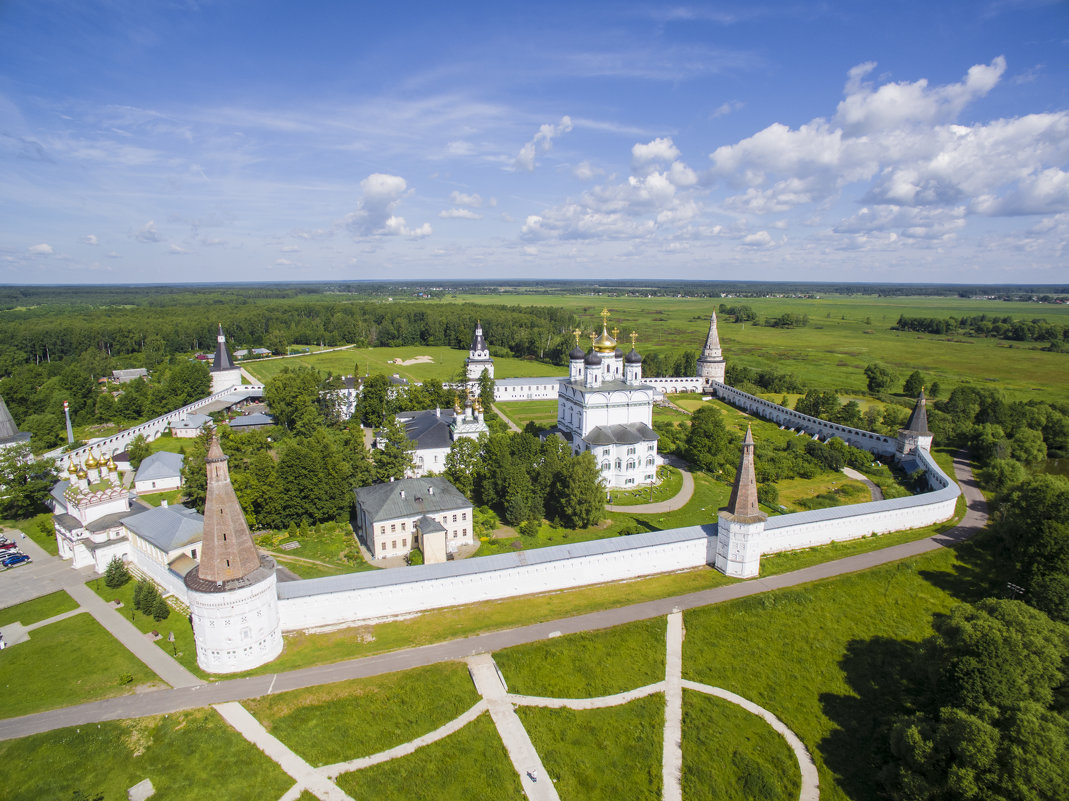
210 324 242 394
353 477 474 561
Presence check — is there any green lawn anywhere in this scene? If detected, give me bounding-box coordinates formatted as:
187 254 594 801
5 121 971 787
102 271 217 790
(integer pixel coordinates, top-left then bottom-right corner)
608 465 683 506
137 488 184 508
254 521 374 579
0 614 162 718
494 618 666 697
89 575 203 679
335 712 523 800
245 662 479 766
0 589 78 627
681 533 1002 801
518 696 663 801
244 344 566 385
681 690 801 801
495 398 559 428
1 512 60 555
0 709 294 801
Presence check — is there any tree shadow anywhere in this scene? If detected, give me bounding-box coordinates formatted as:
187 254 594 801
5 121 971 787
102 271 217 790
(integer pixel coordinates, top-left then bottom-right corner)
819 636 927 801
918 529 1015 605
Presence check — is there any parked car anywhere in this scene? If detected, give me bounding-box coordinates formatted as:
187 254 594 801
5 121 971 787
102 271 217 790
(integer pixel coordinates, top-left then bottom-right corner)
0 542 17 551
2 554 30 567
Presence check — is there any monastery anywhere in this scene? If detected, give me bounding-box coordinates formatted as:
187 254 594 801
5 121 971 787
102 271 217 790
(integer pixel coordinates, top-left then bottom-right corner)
45 312 959 674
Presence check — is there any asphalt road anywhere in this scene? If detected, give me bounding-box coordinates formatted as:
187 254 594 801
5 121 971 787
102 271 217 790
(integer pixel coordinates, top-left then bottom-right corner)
0 452 986 743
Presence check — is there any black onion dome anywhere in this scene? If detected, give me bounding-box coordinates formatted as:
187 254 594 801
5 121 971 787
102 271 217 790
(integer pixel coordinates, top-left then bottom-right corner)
569 345 586 360
584 350 603 366
625 348 643 364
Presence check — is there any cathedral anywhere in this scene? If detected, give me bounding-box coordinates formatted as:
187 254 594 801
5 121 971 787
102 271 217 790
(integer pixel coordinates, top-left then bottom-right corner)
551 310 659 489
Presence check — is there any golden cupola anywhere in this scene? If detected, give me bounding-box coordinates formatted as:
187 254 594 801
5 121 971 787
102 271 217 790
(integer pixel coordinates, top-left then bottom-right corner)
592 308 618 354
85 451 99 469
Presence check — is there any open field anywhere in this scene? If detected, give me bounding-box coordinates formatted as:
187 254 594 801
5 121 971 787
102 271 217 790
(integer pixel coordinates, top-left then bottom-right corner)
244 344 566 384
495 398 559 427
0 589 77 627
447 293 1069 402
0 709 294 801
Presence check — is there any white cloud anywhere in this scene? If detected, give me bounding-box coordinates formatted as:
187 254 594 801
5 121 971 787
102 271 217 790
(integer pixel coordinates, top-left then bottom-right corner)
134 220 162 242
82 234 98 245
835 57 1005 135
513 115 573 172
741 231 774 247
345 173 429 237
439 208 482 219
275 258 295 266
169 243 189 254
28 243 53 255
711 101 744 119
573 160 601 180
632 137 680 166
450 191 483 207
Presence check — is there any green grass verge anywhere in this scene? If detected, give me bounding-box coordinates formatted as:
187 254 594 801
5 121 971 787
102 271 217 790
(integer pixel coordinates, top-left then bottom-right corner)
245 662 479 766
681 690 801 801
608 465 683 506
137 488 184 508
495 398 559 428
0 614 161 719
0 708 294 801
89 576 204 679
495 617 666 697
335 712 523 800
0 512 60 555
0 589 78 627
681 533 1003 801
518 696 663 800
254 521 373 579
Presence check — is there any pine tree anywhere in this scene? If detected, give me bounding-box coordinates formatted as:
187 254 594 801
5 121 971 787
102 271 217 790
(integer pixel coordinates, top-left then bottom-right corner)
151 595 170 622
103 556 129 588
132 578 146 611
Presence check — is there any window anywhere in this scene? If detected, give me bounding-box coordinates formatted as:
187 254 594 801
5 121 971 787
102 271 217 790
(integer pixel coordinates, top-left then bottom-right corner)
627 447 636 455
452 514 457 522
392 540 396 549
380 525 386 535
391 524 396 532
601 461 610 472
462 512 467 521
191 548 197 559
402 538 407 547
401 522 406 531
463 528 467 535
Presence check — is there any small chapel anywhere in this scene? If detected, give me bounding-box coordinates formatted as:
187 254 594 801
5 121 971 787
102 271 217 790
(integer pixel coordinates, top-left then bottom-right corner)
550 309 660 489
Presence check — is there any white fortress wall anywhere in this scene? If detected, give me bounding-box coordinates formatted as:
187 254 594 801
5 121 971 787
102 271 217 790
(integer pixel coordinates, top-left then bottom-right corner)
709 381 898 457
277 527 715 630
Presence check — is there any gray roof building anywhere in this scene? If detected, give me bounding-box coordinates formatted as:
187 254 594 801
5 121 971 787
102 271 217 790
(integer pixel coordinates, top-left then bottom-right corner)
170 413 212 433
354 477 472 523
0 396 30 447
135 451 185 484
583 422 659 446
396 409 456 451
123 504 203 553
229 412 274 431
111 368 148 383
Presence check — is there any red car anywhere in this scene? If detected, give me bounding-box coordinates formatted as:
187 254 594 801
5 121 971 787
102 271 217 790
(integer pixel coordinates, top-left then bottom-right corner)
0 542 17 551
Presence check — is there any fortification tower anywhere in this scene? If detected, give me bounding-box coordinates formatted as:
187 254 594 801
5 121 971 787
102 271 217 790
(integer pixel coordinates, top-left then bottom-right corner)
696 311 727 387
210 324 242 394
714 425 767 577
895 389 934 460
465 321 495 386
0 395 31 452
184 437 281 673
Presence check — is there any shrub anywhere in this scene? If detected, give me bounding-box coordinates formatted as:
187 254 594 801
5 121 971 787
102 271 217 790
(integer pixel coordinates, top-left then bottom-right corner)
103 556 130 589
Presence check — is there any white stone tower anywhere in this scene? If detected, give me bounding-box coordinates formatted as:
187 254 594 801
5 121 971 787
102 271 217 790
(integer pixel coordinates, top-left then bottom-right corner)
465 321 494 385
210 324 242 394
696 312 726 387
184 437 282 673
895 389 934 460
714 425 767 578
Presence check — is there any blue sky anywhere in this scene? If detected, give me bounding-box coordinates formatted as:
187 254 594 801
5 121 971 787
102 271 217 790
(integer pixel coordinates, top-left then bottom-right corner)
1 0 1067 285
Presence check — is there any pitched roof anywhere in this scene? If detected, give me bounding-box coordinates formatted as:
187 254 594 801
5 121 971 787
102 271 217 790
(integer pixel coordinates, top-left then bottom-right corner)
211 324 238 373
903 389 931 435
469 322 487 353
192 436 262 584
397 409 456 450
355 477 471 523
229 412 274 429
135 451 185 483
171 413 212 431
0 396 29 445
584 422 658 446
724 425 766 522
124 504 203 553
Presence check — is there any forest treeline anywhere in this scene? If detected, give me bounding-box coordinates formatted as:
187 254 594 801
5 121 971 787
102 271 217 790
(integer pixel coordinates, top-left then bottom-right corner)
893 313 1068 348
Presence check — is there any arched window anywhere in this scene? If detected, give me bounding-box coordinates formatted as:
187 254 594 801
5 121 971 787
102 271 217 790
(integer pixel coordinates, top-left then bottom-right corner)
615 459 622 470
601 461 610 472
626 460 635 470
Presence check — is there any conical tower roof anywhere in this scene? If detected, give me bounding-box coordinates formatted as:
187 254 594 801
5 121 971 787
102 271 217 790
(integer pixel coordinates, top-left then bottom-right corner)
903 389 930 435
212 323 237 373
470 321 488 353
698 312 723 361
196 436 262 582
0 396 29 445
724 425 766 522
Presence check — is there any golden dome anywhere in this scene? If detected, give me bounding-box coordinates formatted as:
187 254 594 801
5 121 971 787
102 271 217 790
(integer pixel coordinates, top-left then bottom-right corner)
85 452 99 469
592 308 619 353
76 468 88 480
67 461 79 475
107 456 117 471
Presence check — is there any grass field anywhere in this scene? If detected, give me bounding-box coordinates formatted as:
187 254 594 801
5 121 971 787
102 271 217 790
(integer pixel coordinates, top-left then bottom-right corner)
447 293 1069 403
0 709 294 801
245 662 479 766
682 691 801 801
608 465 683 506
244 344 567 385
0 589 77 627
1 512 59 555
494 617 666 697
254 521 374 579
519 696 663 800
334 712 523 800
495 398 559 428
0 613 162 718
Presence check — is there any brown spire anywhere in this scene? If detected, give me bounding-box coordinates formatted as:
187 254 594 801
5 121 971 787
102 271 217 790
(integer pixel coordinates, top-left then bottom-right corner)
725 425 766 521
197 436 262 582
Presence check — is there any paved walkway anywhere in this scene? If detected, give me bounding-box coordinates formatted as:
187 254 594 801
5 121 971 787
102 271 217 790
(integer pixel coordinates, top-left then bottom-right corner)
213 702 355 801
662 612 684 801
0 453 983 744
468 653 560 801
842 467 884 501
607 456 696 514
492 403 523 433
1 607 85 647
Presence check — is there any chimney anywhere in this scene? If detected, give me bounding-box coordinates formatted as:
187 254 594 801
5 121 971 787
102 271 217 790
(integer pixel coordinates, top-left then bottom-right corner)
161 499 168 508
428 486 434 495
400 489 405 499
436 406 440 418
